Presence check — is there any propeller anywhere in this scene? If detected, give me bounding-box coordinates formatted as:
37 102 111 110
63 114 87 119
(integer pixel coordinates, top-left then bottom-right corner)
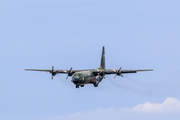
51 66 55 80
96 69 106 79
114 67 123 79
66 67 73 80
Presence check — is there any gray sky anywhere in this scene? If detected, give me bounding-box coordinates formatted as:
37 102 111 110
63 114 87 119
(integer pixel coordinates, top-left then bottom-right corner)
0 0 180 120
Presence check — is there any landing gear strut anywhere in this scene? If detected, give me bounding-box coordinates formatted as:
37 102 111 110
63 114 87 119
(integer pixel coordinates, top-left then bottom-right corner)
75 83 80 88
76 85 79 88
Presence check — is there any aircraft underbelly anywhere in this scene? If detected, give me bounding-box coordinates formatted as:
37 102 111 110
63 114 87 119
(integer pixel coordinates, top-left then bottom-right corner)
84 76 103 84
84 77 94 84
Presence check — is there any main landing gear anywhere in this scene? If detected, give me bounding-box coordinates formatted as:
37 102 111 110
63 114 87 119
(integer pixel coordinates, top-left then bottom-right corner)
76 85 79 88
76 84 84 88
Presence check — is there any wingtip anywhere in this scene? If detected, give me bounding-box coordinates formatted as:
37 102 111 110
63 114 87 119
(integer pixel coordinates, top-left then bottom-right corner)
24 69 32 71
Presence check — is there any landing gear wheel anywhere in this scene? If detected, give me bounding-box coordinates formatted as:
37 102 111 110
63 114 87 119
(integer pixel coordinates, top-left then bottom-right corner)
93 83 98 87
76 84 79 88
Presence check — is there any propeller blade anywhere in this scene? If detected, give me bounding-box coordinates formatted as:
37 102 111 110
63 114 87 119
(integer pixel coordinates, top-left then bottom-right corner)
66 67 73 80
114 75 117 79
70 67 72 72
119 67 122 72
52 66 54 72
119 67 123 77
51 66 54 80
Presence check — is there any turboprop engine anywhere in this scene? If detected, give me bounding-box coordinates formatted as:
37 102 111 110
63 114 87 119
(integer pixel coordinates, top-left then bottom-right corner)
94 75 103 87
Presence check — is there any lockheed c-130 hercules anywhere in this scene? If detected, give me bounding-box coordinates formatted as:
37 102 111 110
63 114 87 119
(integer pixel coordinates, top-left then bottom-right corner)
25 46 153 88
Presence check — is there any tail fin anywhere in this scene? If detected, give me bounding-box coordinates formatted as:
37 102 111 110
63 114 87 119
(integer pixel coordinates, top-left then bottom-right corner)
99 46 105 70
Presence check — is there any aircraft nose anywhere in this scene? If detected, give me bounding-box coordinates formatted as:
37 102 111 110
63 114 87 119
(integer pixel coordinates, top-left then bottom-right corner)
71 78 79 84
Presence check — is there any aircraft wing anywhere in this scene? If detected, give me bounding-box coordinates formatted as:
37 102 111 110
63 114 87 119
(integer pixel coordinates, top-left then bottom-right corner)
25 69 68 74
104 69 153 74
24 69 94 74
25 68 153 74
25 68 153 80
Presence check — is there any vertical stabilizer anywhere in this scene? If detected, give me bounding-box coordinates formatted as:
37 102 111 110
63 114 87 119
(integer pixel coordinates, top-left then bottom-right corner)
99 46 105 69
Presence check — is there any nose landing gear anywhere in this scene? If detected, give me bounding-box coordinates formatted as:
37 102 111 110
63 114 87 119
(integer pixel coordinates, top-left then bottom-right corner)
93 83 98 87
93 81 99 87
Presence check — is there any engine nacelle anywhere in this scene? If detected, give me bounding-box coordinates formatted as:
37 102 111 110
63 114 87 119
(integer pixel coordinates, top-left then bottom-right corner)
94 75 103 87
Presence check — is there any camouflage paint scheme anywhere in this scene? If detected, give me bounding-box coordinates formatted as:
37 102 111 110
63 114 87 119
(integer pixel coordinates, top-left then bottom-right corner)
25 46 153 88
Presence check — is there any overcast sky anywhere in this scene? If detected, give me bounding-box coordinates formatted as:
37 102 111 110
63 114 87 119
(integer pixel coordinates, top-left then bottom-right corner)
0 0 180 120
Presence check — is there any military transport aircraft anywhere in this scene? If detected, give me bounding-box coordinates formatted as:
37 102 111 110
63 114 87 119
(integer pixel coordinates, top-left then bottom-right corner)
25 46 153 88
